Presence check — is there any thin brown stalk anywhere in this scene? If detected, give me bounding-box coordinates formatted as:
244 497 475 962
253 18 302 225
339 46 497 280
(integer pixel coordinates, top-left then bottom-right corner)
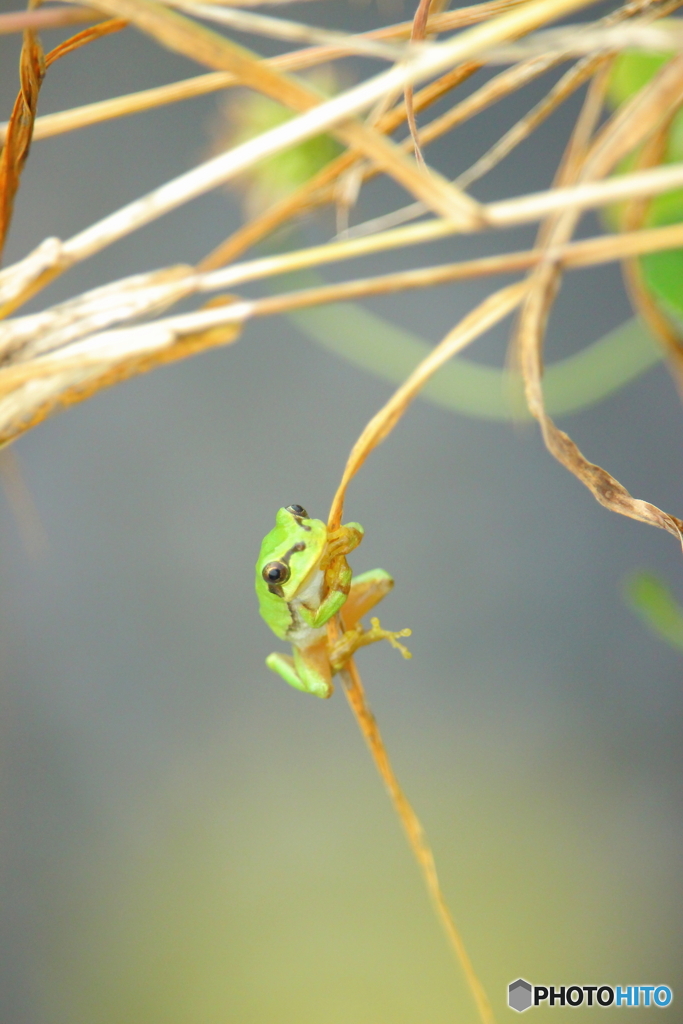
457 53 608 190
0 22 45 258
482 16 683 62
325 283 527 1024
324 52 571 241
43 17 128 67
516 54 683 539
0 6 101 35
1 74 237 144
242 222 683 308
166 0 406 60
509 59 614 377
4 28 469 146
207 162 683 283
419 53 557 148
337 658 495 1024
384 0 529 37
168 0 529 46
232 151 683 259
585 56 683 180
0 17 127 259
203 220 683 307
404 0 438 166
328 282 527 529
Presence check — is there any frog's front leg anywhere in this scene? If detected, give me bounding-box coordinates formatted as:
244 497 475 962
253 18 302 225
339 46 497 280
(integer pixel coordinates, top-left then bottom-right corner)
300 522 364 629
266 639 333 699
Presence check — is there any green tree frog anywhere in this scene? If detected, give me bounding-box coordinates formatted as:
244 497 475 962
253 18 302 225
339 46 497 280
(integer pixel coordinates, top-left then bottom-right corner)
256 505 411 698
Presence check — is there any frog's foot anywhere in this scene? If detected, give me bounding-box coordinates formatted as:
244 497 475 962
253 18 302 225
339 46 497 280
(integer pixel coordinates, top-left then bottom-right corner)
330 617 412 672
266 650 333 699
368 617 413 659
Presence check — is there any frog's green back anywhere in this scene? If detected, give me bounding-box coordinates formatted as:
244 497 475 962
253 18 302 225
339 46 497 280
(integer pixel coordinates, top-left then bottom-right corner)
255 508 327 641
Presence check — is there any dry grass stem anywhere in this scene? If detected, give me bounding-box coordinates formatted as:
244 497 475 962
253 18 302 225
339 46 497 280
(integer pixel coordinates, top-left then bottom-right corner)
329 282 527 528
3 12 501 147
322 284 530 1024
457 53 609 189
483 16 683 60
0 26 44 257
336 658 496 1024
403 0 439 166
0 15 127 259
323 281 530 1024
163 1 408 60
0 6 102 35
0 299 245 446
515 48 683 539
96 160 683 283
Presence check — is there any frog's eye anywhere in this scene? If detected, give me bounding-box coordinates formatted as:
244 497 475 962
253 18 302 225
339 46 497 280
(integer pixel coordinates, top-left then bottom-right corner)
262 560 290 585
285 504 308 518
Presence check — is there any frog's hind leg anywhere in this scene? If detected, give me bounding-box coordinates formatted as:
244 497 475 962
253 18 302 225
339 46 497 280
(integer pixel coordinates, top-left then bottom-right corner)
293 641 333 699
342 569 394 628
266 652 306 692
265 643 333 699
330 616 411 672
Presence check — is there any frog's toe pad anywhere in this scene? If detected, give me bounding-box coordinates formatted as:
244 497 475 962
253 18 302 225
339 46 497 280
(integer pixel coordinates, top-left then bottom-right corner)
369 617 412 660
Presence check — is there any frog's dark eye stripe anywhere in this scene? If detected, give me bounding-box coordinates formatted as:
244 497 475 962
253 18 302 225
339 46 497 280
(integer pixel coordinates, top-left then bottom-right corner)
262 561 290 585
262 541 306 595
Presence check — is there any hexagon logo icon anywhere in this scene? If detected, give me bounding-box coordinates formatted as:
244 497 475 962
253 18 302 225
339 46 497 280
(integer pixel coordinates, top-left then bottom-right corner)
508 978 533 1012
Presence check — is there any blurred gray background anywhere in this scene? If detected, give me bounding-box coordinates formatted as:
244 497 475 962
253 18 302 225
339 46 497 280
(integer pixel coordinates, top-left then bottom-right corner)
0 1 681 1021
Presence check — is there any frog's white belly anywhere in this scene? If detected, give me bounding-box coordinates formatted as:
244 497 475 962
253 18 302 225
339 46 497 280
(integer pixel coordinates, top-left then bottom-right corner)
286 567 327 648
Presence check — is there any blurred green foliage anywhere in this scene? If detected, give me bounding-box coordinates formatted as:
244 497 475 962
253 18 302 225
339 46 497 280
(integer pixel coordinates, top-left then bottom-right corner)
622 570 683 650
214 68 342 217
607 50 683 321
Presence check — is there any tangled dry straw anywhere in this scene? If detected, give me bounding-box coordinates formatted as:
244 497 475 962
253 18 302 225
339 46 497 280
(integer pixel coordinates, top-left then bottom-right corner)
2 0 683 1020
1 0 683 538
